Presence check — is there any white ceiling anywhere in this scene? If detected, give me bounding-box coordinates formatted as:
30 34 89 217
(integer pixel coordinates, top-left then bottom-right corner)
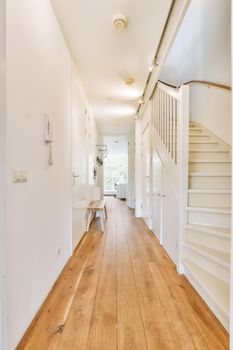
51 0 173 134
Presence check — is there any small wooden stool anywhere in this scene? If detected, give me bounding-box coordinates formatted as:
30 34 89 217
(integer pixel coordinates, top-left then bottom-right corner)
86 200 107 232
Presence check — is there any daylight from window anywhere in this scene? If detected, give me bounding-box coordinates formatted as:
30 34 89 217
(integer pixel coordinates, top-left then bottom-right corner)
104 154 128 193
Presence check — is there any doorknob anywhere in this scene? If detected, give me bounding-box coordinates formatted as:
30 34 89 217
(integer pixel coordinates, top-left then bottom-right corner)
161 194 166 198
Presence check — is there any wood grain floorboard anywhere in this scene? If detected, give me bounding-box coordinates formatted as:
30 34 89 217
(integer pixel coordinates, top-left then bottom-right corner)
86 198 117 350
19 198 229 350
55 228 107 349
116 203 148 350
120 204 178 349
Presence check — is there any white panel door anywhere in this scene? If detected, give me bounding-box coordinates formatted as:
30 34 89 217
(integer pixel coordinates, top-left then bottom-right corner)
161 169 178 265
71 68 88 251
152 148 162 242
142 127 151 228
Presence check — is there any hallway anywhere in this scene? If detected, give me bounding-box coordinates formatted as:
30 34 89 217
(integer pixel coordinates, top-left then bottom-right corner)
19 198 229 350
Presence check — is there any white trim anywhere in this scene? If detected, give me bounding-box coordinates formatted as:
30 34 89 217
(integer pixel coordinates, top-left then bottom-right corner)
0 0 7 348
135 119 142 217
230 1 233 346
157 81 179 99
177 85 189 273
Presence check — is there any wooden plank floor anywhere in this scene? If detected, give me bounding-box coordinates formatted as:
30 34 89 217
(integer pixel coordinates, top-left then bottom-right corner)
18 198 229 350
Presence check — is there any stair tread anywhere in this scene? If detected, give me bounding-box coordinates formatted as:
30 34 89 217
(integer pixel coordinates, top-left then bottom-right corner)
183 242 231 266
188 189 231 194
189 134 210 137
182 258 230 314
185 223 231 237
189 149 229 153
189 141 218 144
187 206 231 214
189 160 231 163
189 172 231 177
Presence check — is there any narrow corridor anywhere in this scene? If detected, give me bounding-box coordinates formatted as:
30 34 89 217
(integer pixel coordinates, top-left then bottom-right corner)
18 198 229 349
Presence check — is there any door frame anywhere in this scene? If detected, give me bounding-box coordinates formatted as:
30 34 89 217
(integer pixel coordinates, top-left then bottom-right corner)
151 145 163 243
0 0 7 348
141 124 152 228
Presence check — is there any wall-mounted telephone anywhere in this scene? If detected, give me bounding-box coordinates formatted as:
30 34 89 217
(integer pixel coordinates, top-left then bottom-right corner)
44 113 53 142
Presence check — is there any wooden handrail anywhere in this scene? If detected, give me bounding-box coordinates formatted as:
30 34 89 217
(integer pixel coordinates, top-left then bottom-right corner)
158 79 231 91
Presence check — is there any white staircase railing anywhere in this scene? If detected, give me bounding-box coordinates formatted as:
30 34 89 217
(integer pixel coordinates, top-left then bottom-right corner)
152 82 179 164
151 81 189 272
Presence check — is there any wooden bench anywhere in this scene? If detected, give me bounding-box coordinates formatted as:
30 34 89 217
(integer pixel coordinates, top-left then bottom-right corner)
86 200 107 232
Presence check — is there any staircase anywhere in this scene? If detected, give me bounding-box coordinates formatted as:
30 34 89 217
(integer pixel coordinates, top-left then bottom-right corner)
182 121 231 331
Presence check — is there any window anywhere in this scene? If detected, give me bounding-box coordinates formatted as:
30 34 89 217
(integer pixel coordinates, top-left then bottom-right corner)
104 154 128 193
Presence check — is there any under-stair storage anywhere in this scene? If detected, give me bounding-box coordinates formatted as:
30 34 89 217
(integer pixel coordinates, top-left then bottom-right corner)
182 121 231 331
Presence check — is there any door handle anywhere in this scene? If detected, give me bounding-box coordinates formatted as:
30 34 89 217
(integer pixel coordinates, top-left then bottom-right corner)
161 194 166 198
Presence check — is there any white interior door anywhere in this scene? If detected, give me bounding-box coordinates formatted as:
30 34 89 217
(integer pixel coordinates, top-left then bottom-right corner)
152 147 162 242
161 169 178 265
142 127 151 228
71 68 88 251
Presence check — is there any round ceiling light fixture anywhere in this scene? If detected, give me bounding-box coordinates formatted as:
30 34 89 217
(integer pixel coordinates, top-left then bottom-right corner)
112 15 128 32
125 77 134 86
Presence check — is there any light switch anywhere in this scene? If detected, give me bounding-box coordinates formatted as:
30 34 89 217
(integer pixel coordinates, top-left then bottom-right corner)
21 171 28 182
12 170 28 183
13 170 21 183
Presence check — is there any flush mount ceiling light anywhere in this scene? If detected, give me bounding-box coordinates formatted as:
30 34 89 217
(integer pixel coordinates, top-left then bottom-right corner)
112 15 128 32
125 77 134 86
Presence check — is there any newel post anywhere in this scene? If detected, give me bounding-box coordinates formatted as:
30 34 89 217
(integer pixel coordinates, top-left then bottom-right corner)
177 85 189 273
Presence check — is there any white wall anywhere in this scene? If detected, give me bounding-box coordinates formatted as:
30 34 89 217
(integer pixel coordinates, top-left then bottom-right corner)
230 3 233 348
5 1 98 348
127 131 135 209
0 0 7 348
190 85 231 145
160 0 231 144
135 119 142 217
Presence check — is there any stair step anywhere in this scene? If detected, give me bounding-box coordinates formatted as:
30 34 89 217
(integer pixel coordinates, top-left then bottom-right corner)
189 161 231 172
189 136 213 142
188 189 231 194
189 160 231 163
185 223 230 238
188 190 231 207
189 149 229 153
182 258 229 330
187 206 231 214
185 224 231 253
183 241 230 284
189 134 210 137
189 151 230 161
189 129 205 135
183 241 230 270
187 206 231 228
189 172 231 177
189 173 231 189
189 141 218 144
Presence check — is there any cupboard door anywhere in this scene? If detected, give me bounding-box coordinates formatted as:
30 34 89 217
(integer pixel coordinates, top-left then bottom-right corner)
142 127 151 228
161 169 178 265
152 148 162 242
